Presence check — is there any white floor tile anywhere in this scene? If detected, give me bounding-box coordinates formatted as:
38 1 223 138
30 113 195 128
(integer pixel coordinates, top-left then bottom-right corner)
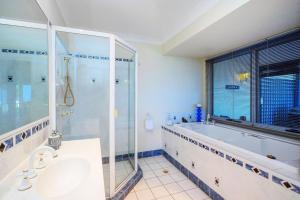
148 163 162 170
150 185 170 198
172 192 192 200
186 188 210 200
157 196 174 200
153 168 170 177
164 182 184 194
134 179 149 191
170 172 187 182
158 175 175 185
135 189 155 200
146 177 162 188
177 179 197 190
140 164 152 172
143 170 156 179
125 192 138 200
145 157 157 165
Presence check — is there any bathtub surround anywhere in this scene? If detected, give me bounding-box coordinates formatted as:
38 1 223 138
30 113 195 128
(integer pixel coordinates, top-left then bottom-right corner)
0 117 49 180
162 124 300 199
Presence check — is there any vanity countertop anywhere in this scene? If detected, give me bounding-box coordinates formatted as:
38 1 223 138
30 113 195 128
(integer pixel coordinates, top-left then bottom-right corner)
0 138 105 200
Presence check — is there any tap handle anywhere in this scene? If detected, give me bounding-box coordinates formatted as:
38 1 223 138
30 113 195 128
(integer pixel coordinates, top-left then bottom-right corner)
17 170 32 191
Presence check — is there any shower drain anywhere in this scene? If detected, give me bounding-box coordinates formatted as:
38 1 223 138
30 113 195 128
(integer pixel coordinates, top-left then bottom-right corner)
162 169 169 174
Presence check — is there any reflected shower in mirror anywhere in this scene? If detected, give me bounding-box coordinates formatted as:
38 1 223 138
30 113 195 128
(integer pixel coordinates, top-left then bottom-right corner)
0 24 48 135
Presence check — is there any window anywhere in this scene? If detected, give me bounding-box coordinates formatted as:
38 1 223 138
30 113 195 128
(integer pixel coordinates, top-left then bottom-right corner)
213 53 251 121
208 30 300 137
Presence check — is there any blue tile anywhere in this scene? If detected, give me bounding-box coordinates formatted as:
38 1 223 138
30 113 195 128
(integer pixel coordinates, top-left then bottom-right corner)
189 172 199 185
123 154 129 160
245 163 268 179
272 176 300 195
138 152 143 158
142 150 153 158
209 188 224 200
153 149 162 156
198 179 210 195
1 137 14 152
116 155 123 162
180 165 189 177
15 133 24 144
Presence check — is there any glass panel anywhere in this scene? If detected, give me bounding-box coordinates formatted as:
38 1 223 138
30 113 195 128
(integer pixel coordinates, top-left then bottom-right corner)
0 24 48 135
213 54 251 121
115 43 135 188
55 31 110 196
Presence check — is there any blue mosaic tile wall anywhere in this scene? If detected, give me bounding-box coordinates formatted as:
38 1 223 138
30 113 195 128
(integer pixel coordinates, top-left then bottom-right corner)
260 75 296 126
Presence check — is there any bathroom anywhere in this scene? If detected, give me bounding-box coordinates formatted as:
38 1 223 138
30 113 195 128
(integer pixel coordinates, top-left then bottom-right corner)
0 0 299 200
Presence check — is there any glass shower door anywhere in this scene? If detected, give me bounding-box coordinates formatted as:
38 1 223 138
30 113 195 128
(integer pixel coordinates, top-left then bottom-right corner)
115 42 136 188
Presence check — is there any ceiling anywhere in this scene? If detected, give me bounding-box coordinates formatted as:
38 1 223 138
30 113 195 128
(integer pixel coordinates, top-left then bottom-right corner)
163 0 300 58
49 0 300 58
54 0 219 44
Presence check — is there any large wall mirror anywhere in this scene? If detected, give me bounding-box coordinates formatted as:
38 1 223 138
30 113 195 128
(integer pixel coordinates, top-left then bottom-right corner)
0 0 48 136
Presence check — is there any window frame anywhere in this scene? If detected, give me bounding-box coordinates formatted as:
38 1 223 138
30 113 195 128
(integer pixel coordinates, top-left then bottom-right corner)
206 29 300 140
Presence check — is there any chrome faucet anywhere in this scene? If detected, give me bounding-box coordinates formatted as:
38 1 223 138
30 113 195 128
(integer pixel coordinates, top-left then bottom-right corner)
27 146 57 178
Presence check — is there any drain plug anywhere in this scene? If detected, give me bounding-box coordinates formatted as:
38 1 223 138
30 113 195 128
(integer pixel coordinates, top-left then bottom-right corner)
162 169 169 174
266 154 276 160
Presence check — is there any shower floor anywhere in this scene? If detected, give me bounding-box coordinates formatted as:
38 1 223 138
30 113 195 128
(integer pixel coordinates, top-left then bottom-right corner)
103 160 135 197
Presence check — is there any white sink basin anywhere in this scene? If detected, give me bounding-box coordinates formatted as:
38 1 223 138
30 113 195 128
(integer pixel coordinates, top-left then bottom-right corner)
36 157 90 199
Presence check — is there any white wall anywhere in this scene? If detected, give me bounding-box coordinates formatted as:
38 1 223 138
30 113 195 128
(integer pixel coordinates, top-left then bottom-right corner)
133 42 205 152
35 0 65 25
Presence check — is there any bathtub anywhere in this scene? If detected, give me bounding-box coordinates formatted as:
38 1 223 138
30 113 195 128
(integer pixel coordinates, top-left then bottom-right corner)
162 122 300 200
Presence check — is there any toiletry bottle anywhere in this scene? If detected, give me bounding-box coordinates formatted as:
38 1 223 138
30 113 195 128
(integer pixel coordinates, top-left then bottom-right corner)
196 104 202 122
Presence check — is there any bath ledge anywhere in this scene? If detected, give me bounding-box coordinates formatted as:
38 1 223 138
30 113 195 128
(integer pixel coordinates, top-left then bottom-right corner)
0 138 105 200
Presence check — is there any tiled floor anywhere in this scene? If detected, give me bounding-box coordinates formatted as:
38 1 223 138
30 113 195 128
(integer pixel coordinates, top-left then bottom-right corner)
125 156 211 200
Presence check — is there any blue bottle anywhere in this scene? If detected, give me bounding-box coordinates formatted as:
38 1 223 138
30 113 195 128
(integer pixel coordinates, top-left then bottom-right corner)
196 104 202 122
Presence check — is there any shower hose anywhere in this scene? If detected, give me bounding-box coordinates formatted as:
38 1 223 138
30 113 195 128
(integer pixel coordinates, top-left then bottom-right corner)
63 57 75 107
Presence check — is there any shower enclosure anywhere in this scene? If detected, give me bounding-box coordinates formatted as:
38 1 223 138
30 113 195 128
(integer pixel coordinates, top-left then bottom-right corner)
50 26 137 198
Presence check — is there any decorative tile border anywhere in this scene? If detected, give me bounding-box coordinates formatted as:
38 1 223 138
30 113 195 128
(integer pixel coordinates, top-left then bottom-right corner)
225 154 243 167
102 150 163 164
1 48 133 62
0 119 49 154
1 48 47 55
162 150 224 200
108 165 143 200
161 125 300 195
272 175 300 194
245 163 269 179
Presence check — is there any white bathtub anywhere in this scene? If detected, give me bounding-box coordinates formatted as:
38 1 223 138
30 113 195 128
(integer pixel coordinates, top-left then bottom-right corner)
162 122 300 200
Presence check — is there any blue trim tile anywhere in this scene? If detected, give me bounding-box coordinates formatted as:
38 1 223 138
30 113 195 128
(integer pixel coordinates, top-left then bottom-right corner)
245 163 268 179
272 176 300 194
153 149 162 156
142 150 153 158
210 188 224 200
189 172 199 185
226 154 243 167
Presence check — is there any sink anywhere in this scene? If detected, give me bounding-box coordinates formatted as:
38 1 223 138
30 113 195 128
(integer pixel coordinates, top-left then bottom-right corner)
36 157 90 199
